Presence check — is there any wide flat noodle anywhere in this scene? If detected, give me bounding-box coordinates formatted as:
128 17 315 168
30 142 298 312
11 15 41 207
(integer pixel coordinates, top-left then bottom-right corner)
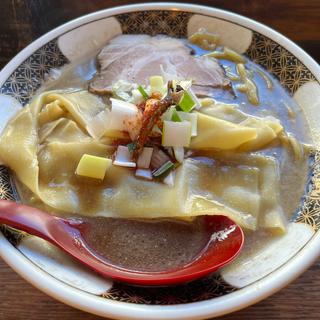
190 112 258 149
0 90 113 200
209 152 287 233
178 157 260 230
0 90 286 232
239 154 287 234
45 91 107 129
196 104 283 151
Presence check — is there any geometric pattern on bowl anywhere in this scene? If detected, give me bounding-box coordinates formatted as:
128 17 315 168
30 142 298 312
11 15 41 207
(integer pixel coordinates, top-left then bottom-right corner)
0 9 319 305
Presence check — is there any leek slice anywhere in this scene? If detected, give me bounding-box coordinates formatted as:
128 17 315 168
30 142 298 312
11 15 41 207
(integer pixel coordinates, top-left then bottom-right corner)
109 98 138 131
113 146 136 168
150 148 171 169
76 154 111 180
178 81 201 111
137 147 154 169
152 160 175 178
162 121 192 147
150 75 165 94
173 146 184 163
178 87 201 112
178 91 195 112
177 112 198 136
135 168 153 180
187 88 201 110
164 103 198 126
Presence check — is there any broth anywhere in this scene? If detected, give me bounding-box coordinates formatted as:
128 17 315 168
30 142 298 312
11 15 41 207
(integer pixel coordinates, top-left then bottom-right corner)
81 217 208 272
39 40 311 221
13 35 312 272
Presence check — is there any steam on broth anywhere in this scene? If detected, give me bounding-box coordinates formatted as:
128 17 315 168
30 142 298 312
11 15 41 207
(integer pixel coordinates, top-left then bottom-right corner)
0 31 312 273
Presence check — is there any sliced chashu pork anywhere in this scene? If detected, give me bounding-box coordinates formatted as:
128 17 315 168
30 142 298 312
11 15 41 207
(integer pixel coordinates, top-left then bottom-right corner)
89 35 232 97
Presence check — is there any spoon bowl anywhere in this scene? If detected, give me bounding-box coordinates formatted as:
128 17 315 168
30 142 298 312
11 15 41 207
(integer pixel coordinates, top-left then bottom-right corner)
0 199 244 285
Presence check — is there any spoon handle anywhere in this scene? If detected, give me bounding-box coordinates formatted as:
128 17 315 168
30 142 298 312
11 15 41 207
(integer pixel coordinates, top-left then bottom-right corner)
0 199 56 242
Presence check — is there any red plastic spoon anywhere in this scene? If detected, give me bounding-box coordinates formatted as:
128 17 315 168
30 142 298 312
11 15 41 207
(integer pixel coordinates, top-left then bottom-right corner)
0 199 244 286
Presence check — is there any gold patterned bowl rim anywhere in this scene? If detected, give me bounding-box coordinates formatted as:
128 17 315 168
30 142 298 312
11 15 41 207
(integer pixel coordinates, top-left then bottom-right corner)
0 3 319 320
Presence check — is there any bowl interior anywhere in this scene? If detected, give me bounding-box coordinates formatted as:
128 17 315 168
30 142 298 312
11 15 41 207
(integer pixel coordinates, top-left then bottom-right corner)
0 3 319 319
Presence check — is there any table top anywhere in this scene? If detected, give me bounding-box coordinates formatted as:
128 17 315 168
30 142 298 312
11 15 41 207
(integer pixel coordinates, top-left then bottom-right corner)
0 1 319 319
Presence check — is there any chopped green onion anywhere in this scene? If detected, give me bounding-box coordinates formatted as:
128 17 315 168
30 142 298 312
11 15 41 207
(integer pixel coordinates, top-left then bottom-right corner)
137 85 149 100
171 109 182 122
127 142 137 153
178 91 196 112
152 160 175 178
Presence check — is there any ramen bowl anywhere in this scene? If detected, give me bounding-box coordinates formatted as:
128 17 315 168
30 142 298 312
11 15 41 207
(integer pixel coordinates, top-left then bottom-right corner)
0 3 319 319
